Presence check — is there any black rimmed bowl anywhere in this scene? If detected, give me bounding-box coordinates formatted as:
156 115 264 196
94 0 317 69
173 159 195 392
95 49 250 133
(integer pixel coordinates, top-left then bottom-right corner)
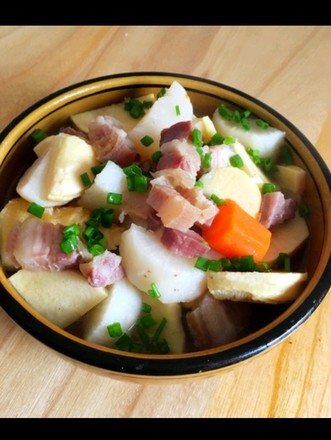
0 72 330 382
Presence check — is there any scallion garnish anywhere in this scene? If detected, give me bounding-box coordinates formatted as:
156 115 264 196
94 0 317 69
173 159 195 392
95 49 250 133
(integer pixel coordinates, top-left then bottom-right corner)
80 172 92 187
175 105 181 116
107 322 123 338
63 223 81 236
240 118 250 131
148 282 161 299
138 314 156 329
247 147 261 165
141 302 152 313
202 152 212 168
218 103 251 130
152 317 167 342
208 131 224 146
194 180 204 188
157 87 167 98
208 260 222 271
192 128 203 147
210 194 225 206
279 145 294 165
256 119 269 129
218 103 233 121
88 243 105 256
140 135 154 147
298 202 311 218
60 235 79 255
126 174 148 192
262 182 276 194
194 256 210 272
124 98 153 119
151 151 162 163
107 192 123 206
223 136 236 145
91 163 106 176
230 154 244 168
273 252 291 272
31 128 48 144
27 202 45 219
115 333 133 351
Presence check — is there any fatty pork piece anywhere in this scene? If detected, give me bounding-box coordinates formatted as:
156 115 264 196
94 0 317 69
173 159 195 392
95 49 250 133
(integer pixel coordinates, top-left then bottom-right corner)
88 115 137 166
259 191 297 229
186 293 252 349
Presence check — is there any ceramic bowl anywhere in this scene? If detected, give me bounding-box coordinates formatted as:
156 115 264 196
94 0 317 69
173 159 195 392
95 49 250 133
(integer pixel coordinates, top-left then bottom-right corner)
0 72 330 381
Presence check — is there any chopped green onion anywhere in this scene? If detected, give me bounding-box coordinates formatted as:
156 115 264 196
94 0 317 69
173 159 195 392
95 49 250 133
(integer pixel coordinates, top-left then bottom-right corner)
148 282 161 299
223 136 236 145
210 194 225 206
256 119 269 129
107 192 123 205
88 243 105 256
240 118 250 130
136 322 151 345
298 202 311 218
262 182 276 194
238 255 259 271
83 225 104 242
273 252 291 272
218 103 233 121
279 145 294 165
63 223 81 237
138 314 156 329
194 256 210 272
100 209 114 228
220 257 232 270
124 98 152 119
80 172 92 187
126 175 148 192
175 105 181 116
208 132 224 146
31 128 48 144
151 151 162 163
242 109 251 119
91 163 106 176
247 147 261 165
115 333 133 351
192 128 203 147
157 87 166 98
107 322 123 338
157 339 170 354
60 237 78 255
152 317 167 342
261 157 277 174
202 152 212 168
27 202 45 219
230 154 244 168
140 135 154 147
141 302 152 313
194 180 204 188
123 164 143 176
233 110 241 123
208 260 222 271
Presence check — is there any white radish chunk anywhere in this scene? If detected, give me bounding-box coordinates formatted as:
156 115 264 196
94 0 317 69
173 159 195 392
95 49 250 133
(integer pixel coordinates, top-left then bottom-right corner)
78 160 126 210
263 215 310 264
82 278 142 347
199 166 262 218
232 141 270 186
9 269 108 328
213 109 286 159
119 224 207 304
129 81 193 160
207 270 308 304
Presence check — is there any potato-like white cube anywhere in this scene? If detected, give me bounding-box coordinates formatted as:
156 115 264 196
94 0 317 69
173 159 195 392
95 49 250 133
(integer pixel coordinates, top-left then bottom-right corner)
9 269 108 328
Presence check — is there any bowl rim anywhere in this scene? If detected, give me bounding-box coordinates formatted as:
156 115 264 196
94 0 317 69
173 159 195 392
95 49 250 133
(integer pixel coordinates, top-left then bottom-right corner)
0 71 330 379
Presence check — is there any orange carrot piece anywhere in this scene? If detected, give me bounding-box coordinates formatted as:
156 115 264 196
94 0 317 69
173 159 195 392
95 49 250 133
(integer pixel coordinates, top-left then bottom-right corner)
202 199 271 261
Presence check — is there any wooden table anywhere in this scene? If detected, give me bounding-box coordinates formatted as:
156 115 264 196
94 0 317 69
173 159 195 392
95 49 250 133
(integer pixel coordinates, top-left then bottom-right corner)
0 26 330 418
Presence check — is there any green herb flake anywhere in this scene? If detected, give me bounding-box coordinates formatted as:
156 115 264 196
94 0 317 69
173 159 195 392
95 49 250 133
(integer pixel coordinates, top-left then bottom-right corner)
140 135 154 147
256 119 269 129
27 202 45 219
223 136 236 145
80 172 92 187
151 151 162 163
262 182 276 194
230 154 244 168
175 105 181 116
141 302 152 314
298 202 311 218
107 192 123 206
91 163 106 176
157 87 167 98
208 132 224 146
194 256 210 272
31 128 48 144
148 282 161 299
192 128 203 147
279 145 294 165
107 322 123 338
210 194 225 206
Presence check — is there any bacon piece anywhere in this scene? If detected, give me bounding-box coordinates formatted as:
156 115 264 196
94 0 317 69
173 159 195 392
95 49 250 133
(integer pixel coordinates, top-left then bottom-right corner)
10 217 80 272
79 250 124 288
161 228 214 258
157 139 201 179
186 294 252 349
88 116 136 166
59 126 88 141
259 191 297 229
178 187 218 226
151 168 196 189
146 184 201 232
160 121 193 146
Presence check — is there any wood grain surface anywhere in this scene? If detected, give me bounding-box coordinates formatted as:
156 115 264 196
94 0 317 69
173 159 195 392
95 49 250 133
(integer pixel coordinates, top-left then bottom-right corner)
0 26 330 418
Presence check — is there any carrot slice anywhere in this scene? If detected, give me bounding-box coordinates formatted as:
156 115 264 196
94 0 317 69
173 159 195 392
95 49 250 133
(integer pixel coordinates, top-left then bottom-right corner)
202 199 271 261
